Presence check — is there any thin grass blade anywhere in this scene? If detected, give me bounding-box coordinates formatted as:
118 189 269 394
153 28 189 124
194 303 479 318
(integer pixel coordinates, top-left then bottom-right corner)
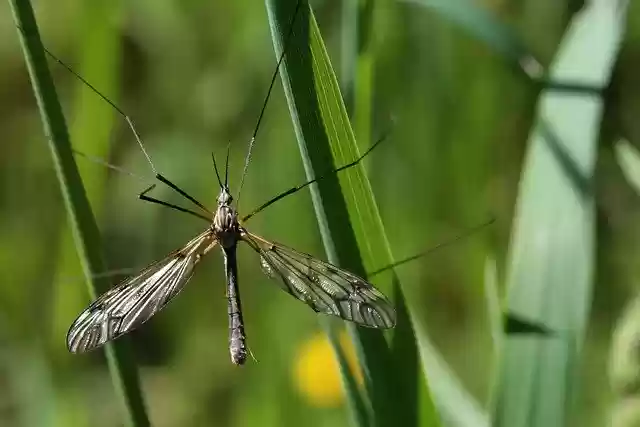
8 1 150 426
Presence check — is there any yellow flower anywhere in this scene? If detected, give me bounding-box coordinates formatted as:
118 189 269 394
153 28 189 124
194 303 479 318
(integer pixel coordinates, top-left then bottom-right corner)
293 330 363 407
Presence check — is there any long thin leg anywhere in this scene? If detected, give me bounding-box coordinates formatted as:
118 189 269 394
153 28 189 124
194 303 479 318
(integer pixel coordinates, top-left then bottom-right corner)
43 46 213 217
72 149 149 182
74 147 212 219
154 174 211 214
42 46 157 175
241 129 389 222
235 0 304 204
139 185 211 223
366 217 496 277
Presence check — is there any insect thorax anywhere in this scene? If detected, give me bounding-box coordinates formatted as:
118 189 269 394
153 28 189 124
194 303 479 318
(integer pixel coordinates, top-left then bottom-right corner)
213 197 240 248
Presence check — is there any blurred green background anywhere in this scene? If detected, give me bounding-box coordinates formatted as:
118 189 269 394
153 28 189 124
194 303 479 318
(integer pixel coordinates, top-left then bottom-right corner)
2 0 640 426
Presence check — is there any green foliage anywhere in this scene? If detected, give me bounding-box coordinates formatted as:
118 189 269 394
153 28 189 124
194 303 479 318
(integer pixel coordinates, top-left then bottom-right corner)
2 0 638 426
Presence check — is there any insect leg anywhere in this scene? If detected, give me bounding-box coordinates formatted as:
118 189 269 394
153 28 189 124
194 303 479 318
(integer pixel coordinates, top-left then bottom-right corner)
43 47 213 216
138 185 211 222
41 46 157 175
235 0 304 204
367 217 496 277
242 124 393 222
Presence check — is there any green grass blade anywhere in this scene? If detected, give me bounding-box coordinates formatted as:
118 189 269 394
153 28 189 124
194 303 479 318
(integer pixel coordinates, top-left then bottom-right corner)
484 257 502 352
492 2 629 426
8 1 150 426
326 327 372 427
413 320 490 427
615 138 640 195
609 292 640 426
340 5 427 425
265 2 378 424
7 348 56 427
265 1 439 426
48 5 124 425
340 0 376 149
343 3 495 424
399 0 543 79
351 0 375 149
339 0 357 110
390 281 422 427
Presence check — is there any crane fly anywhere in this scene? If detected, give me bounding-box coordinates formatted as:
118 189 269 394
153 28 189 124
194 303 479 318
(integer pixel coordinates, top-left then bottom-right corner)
64 0 395 365
67 149 397 365
66 154 396 365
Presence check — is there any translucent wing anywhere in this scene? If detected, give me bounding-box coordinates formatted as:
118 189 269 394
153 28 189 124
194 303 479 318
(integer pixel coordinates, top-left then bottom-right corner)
242 231 395 328
67 231 217 353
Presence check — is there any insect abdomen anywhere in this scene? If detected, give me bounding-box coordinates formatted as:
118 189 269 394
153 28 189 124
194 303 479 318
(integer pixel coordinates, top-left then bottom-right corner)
229 306 247 365
223 245 247 365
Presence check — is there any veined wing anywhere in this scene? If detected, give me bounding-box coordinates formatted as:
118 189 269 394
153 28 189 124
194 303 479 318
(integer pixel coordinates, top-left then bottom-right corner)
67 230 217 353
242 231 395 328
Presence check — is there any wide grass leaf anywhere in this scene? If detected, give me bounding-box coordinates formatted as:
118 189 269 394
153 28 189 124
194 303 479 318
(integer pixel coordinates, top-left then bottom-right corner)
492 2 629 426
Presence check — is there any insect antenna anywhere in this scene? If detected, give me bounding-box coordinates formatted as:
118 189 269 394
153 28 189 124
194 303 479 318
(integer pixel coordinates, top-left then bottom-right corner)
211 152 224 189
224 141 231 189
367 217 496 277
235 0 303 206
42 46 212 217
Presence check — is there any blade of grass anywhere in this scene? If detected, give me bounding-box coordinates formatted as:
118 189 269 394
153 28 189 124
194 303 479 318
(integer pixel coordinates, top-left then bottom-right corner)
265 1 439 426
51 0 123 366
342 2 459 426
614 138 640 195
50 4 126 425
484 257 502 352
8 1 150 426
609 291 640 426
265 2 375 424
352 0 375 150
344 2 496 425
340 0 357 112
389 280 421 427
326 327 372 427
7 347 56 427
483 256 502 427
341 0 376 150
346 3 488 424
413 320 490 427
492 1 629 426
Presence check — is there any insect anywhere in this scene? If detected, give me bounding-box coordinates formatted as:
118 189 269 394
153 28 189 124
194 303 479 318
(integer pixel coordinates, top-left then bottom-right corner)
66 154 395 364
63 1 396 365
